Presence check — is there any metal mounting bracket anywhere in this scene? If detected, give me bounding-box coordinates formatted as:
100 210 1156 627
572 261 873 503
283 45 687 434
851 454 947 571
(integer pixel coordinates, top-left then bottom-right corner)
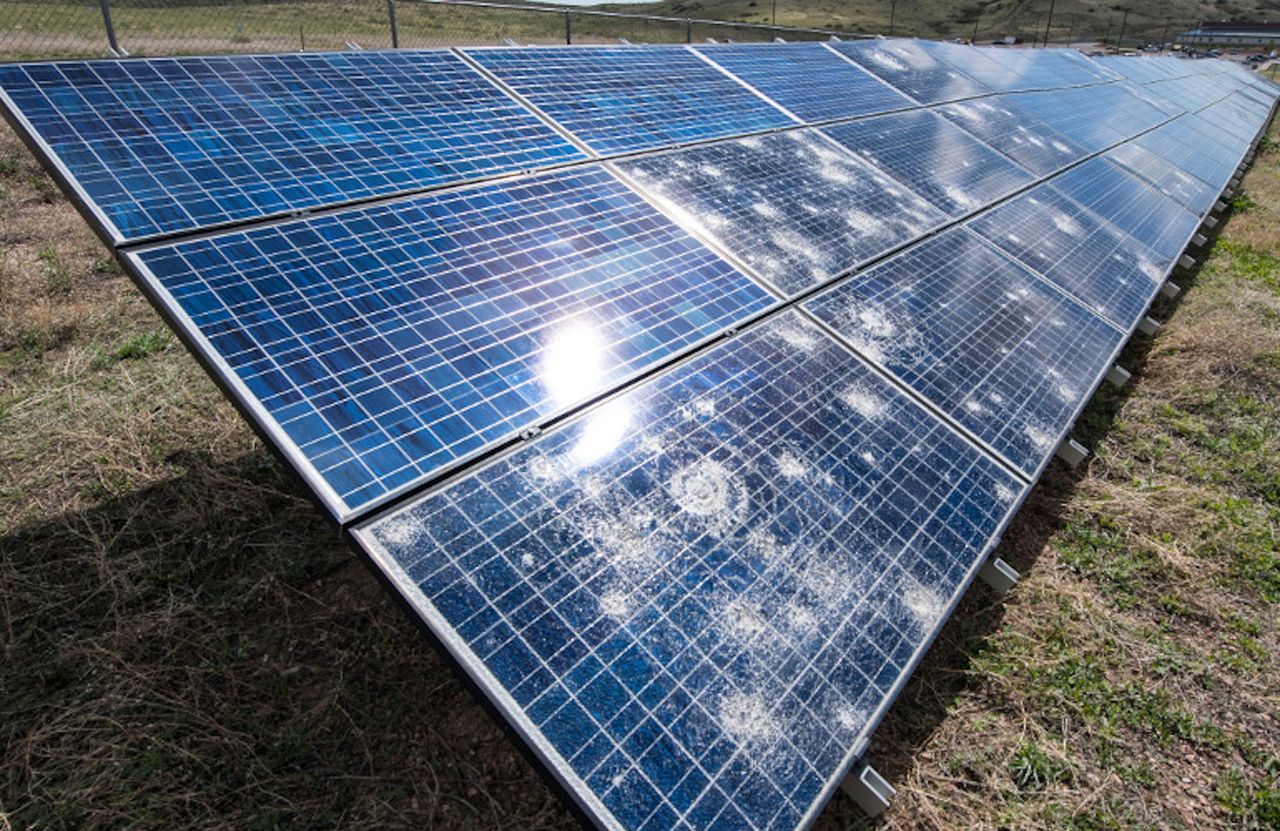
1105 364 1131 388
1191 232 1208 247
1203 215 1219 229
1056 437 1089 468
1177 254 1195 270
978 556 1020 594
841 763 895 818
1137 316 1161 336
1160 281 1181 299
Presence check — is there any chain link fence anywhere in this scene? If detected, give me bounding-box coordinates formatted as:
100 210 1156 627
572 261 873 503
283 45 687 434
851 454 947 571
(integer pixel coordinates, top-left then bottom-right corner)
0 0 848 61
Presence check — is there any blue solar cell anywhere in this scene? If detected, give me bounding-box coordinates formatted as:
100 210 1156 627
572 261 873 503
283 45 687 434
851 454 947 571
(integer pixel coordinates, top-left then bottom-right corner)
1003 85 1169 151
1105 141 1219 213
977 45 1118 88
1131 116 1240 191
911 40 1042 93
938 95 1087 176
822 109 1035 217
353 310 1023 831
0 51 585 244
127 166 775 518
616 130 944 297
804 228 1124 476
694 42 915 123
463 46 796 156
1051 157 1201 259
827 39 989 104
968 185 1166 330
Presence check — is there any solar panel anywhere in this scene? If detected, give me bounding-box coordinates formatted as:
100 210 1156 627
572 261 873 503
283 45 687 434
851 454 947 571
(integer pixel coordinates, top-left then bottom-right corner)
615 130 945 297
352 310 1024 831
967 185 1166 330
822 109 1035 217
1131 116 1241 191
126 166 775 518
693 42 915 124
978 45 1118 88
1051 156 1201 260
1105 141 1219 214
907 40 1036 93
462 46 796 156
0 51 585 244
938 96 1087 177
804 227 1124 477
828 39 990 105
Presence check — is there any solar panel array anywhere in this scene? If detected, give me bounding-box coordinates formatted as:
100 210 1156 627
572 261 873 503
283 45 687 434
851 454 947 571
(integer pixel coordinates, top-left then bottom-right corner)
2 39 1274 831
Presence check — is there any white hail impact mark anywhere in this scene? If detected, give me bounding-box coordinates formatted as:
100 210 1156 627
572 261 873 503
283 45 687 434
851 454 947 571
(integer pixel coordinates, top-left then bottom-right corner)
1051 139 1072 154
844 208 880 237
1051 210 1084 237
669 459 738 518
586 513 653 570
835 703 866 733
842 384 888 420
995 482 1018 504
1024 423 1057 452
520 552 536 569
903 582 945 628
943 183 980 211
869 50 908 71
527 454 557 481
773 318 819 351
746 528 788 563
785 599 817 633
600 590 630 619
776 451 807 480
963 398 986 414
851 302 897 339
680 396 717 420
751 200 782 220
723 599 768 640
718 692 779 747
377 514 424 548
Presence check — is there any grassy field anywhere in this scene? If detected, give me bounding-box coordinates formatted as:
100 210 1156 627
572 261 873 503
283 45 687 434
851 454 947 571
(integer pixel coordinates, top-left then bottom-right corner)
1 113 1279 831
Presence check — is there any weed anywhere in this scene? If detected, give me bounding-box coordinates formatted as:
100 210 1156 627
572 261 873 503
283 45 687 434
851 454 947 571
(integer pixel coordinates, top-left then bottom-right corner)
37 244 72 295
113 330 169 361
1217 767 1280 829
1008 741 1070 791
1215 239 1280 294
1230 191 1258 213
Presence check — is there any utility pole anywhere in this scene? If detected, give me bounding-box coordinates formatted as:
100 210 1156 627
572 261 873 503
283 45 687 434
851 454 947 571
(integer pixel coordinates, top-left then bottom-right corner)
772 0 777 26
972 15 979 43
1160 17 1169 51
1042 0 1055 47
889 0 896 36
1117 7 1128 50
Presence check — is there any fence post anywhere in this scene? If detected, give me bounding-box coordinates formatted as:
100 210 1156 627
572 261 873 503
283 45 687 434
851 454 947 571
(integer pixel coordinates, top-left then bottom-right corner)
387 0 399 47
98 0 122 56
685 17 692 43
565 9 572 44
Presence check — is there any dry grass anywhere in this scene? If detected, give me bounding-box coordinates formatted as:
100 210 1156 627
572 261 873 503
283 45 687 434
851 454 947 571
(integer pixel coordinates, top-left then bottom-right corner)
1 116 1278 831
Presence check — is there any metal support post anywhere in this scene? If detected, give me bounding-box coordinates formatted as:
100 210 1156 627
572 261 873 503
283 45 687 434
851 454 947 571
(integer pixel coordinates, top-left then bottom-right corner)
387 0 399 48
99 0 123 56
686 17 692 43
841 763 895 817
565 9 572 44
1177 254 1195 270
1137 316 1161 336
1191 233 1208 247
1105 364 1131 388
1056 437 1090 468
1204 215 1219 229
1160 281 1182 299
979 557 1020 594
1117 7 1128 49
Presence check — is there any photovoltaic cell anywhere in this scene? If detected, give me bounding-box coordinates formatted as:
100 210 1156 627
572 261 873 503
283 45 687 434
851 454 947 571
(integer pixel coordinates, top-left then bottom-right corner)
1105 141 1218 213
827 39 989 105
891 39 1031 94
0 51 585 244
822 109 1035 217
616 130 944 297
978 45 1117 88
967 185 1165 330
1051 156 1200 260
938 96 1086 176
462 46 796 156
127 166 775 518
804 228 1124 477
693 42 915 124
353 311 1023 831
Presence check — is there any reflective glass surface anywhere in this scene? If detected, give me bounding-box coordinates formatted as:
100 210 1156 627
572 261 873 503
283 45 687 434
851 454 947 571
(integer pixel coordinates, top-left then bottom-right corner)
968 185 1165 330
939 96 1085 176
827 39 989 104
694 42 914 123
464 46 796 156
805 228 1124 476
355 311 1022 831
1051 156 1201 259
130 166 774 517
823 109 1034 217
0 51 584 242
617 131 943 297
